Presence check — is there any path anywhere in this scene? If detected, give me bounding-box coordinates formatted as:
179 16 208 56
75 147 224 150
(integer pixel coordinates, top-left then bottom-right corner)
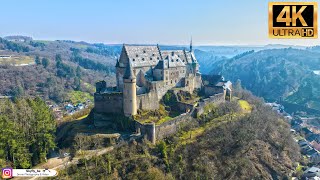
14 146 114 180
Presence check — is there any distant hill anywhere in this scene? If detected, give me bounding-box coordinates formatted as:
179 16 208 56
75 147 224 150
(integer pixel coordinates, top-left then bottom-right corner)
194 44 308 74
4 35 33 42
0 37 120 103
209 48 320 114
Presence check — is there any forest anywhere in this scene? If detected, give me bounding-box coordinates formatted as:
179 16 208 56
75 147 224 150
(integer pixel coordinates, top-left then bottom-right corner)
0 97 56 168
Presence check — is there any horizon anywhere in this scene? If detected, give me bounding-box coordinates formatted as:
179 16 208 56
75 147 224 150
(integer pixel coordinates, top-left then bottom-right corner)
1 0 320 46
1 36 315 47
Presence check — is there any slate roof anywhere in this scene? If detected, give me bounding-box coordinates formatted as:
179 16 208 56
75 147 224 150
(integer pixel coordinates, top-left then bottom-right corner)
123 62 136 79
202 75 224 86
303 167 320 178
154 59 169 69
123 45 161 68
161 50 186 68
122 45 197 69
161 50 193 65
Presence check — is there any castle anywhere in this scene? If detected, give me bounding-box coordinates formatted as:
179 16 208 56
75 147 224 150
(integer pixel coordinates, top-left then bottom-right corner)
94 42 232 119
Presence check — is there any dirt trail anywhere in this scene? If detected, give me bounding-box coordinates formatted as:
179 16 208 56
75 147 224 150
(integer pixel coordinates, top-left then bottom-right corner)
13 146 114 180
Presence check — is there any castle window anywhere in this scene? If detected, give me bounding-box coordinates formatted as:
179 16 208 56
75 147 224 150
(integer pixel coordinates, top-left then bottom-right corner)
150 57 152 60
171 80 172 84
176 59 178 62
133 59 135 61
157 57 160 60
152 53 155 56
136 54 138 57
171 60 174 62
171 51 174 56
143 50 146 53
142 58 145 61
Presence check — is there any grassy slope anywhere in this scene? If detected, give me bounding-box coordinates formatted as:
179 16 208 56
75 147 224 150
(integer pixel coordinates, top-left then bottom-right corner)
68 90 93 104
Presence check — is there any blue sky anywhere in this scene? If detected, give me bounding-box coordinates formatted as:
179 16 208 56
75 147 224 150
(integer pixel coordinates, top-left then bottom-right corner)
1 0 320 45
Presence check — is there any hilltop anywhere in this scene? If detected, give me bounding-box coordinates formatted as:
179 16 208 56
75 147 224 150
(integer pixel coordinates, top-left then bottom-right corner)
55 91 301 179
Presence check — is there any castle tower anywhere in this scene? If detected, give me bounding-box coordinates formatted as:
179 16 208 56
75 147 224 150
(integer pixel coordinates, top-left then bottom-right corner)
123 62 137 117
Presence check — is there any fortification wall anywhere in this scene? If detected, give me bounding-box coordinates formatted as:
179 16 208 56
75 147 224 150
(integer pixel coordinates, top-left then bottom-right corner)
204 86 225 97
135 121 156 144
155 113 192 140
94 92 123 114
176 102 194 113
135 92 225 144
194 93 225 116
136 91 159 110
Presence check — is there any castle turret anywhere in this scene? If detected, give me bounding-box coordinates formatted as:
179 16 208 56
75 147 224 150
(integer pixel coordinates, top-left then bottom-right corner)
123 62 137 116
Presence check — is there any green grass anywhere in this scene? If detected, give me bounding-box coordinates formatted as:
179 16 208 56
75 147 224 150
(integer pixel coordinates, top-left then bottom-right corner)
83 81 96 93
296 164 303 172
76 114 89 120
238 100 252 112
178 113 243 146
0 56 34 65
156 116 172 125
68 91 93 104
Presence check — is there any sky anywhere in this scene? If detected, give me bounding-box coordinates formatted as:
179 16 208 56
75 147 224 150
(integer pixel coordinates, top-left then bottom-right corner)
1 0 320 46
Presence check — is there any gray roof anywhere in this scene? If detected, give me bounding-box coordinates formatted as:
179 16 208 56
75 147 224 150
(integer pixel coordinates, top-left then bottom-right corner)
123 62 136 79
161 50 186 68
122 45 197 69
124 45 161 68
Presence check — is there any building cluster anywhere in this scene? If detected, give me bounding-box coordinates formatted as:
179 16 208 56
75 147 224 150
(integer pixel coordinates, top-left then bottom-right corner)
94 43 232 118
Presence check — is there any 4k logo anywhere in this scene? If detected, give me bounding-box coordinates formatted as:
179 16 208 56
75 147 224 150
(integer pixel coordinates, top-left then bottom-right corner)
269 2 318 38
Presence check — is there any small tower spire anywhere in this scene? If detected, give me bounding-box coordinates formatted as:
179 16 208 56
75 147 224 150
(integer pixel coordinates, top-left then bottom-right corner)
123 62 135 79
190 36 193 52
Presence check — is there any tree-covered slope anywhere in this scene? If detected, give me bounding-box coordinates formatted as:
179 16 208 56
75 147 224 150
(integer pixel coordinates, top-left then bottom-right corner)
210 48 320 113
0 97 56 168
56 93 300 179
0 37 121 103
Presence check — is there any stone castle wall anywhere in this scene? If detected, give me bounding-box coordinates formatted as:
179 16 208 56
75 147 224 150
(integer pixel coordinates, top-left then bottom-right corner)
136 93 225 143
194 93 225 116
155 113 192 140
204 86 225 97
136 91 159 110
94 92 123 114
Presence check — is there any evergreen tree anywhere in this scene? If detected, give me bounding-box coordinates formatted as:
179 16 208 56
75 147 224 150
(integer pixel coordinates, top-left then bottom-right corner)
76 66 81 78
55 54 62 68
42 58 49 68
35 56 41 65
0 97 56 168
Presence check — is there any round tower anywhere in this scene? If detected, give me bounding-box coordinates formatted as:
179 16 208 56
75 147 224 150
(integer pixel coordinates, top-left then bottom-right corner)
123 62 137 117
